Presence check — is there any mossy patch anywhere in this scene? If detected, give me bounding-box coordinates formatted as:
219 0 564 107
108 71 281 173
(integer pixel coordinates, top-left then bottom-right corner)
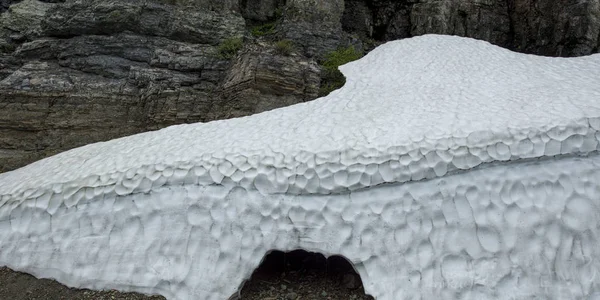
217 37 243 59
319 46 362 96
275 39 294 56
251 22 276 37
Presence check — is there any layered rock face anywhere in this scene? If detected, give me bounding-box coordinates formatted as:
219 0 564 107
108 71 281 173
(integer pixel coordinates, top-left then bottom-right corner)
347 0 600 57
1 0 599 172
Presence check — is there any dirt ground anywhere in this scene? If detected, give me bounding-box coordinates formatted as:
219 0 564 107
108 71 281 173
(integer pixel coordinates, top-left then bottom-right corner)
0 250 373 300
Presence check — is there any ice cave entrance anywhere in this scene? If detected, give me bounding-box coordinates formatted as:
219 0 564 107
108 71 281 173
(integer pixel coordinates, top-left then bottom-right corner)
235 250 375 299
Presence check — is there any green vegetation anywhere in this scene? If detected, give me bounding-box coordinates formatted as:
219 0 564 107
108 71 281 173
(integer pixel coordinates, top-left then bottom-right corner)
0 42 16 53
319 46 363 96
274 7 283 19
275 39 294 56
108 10 122 19
251 22 276 37
321 46 363 72
319 82 344 97
217 37 243 59
362 37 381 52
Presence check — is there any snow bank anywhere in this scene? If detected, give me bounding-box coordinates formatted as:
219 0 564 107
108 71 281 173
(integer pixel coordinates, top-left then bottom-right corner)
1 35 600 299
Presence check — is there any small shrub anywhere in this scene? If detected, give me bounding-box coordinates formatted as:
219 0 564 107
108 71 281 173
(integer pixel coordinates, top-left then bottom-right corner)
217 37 243 59
274 7 283 19
321 46 362 73
275 39 294 56
319 46 362 96
319 82 344 97
251 22 276 36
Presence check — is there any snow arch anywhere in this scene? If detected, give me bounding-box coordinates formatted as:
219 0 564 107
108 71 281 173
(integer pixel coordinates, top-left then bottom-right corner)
1 35 600 299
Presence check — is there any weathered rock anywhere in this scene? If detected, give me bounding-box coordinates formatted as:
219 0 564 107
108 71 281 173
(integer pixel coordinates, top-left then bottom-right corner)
219 42 320 119
240 0 286 22
0 54 19 79
343 0 600 57
15 33 226 73
0 0 55 42
1 0 11 12
0 61 144 171
41 0 246 45
409 0 511 47
1 0 62 14
341 0 373 38
510 0 600 56
280 0 351 57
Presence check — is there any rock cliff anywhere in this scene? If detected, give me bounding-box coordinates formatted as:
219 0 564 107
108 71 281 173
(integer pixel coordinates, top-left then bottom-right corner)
1 0 599 172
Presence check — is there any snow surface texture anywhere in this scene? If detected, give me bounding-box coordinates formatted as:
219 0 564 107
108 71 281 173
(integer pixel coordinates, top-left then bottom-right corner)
1 35 600 299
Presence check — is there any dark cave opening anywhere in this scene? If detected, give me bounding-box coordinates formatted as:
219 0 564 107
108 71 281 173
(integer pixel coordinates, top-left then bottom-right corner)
234 249 374 300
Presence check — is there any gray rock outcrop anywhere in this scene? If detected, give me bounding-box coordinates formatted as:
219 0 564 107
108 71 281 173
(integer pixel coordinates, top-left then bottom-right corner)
344 0 600 57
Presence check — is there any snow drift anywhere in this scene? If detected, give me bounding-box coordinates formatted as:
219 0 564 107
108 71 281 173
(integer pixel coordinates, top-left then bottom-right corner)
1 35 600 299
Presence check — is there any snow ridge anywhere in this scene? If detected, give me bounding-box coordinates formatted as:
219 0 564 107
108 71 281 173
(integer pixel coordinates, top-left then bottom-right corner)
1 35 600 204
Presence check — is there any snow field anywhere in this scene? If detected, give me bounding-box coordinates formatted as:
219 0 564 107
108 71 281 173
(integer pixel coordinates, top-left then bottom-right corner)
1 35 600 299
1 155 599 299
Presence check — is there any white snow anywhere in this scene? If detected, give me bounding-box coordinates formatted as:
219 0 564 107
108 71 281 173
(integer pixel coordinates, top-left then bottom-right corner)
1 35 600 299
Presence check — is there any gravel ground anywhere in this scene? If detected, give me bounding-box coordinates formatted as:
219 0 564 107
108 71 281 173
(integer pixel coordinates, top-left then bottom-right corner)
239 266 375 300
0 250 373 300
0 267 165 300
